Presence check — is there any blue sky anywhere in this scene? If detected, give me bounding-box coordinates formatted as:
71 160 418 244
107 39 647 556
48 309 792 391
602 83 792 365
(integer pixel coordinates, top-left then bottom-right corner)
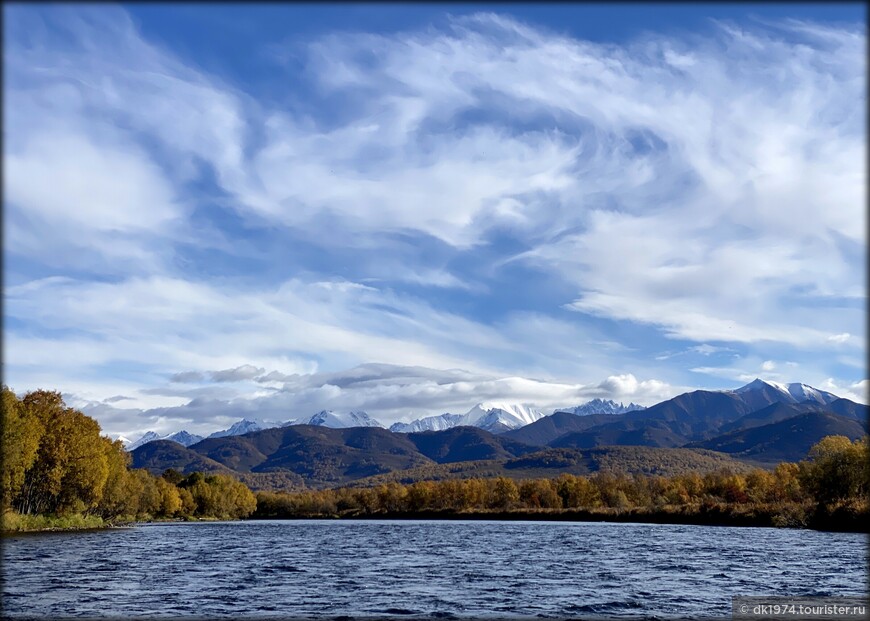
3 4 866 438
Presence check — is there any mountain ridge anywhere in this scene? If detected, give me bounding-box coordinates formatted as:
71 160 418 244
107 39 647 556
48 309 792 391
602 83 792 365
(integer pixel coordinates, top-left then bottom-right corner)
122 379 865 454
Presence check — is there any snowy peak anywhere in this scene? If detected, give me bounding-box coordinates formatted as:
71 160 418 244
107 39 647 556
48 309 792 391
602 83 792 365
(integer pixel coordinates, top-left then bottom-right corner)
459 402 545 433
290 410 384 429
734 378 789 395
390 413 464 433
555 399 646 416
208 419 263 439
732 379 839 408
126 429 203 451
164 430 204 447
127 431 162 451
785 383 838 405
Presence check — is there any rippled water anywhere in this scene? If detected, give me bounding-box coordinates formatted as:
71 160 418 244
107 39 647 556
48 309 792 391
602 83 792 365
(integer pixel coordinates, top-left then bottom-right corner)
2 520 866 619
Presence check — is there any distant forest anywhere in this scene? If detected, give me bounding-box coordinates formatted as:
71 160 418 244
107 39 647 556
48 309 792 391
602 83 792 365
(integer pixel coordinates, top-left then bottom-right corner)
2 388 867 532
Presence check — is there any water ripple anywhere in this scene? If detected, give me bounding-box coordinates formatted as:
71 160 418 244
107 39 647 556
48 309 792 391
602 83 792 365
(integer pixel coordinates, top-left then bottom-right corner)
2 520 865 618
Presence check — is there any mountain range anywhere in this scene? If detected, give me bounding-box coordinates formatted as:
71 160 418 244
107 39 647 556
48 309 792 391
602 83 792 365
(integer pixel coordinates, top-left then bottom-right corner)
555 399 645 416
128 379 867 489
123 398 643 450
127 429 204 451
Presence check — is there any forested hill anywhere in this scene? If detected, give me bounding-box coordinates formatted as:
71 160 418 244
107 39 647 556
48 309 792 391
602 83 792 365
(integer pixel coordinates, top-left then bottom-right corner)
128 394 867 490
130 424 755 489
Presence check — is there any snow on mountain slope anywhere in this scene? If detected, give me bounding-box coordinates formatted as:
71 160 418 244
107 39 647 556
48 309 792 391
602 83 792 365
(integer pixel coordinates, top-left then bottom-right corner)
458 402 545 433
208 419 265 438
390 413 464 433
734 378 790 396
785 383 838 405
164 430 204 447
288 410 385 429
555 399 646 416
732 379 839 406
127 431 162 451
127 429 204 451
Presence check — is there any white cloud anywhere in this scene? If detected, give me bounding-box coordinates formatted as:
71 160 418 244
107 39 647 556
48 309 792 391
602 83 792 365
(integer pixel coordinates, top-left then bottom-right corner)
74 363 684 438
3 7 865 426
827 333 852 344
820 378 869 405
210 365 266 383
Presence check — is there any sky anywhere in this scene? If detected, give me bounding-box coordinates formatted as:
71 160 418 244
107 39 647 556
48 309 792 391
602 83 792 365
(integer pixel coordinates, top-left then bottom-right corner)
3 3 867 439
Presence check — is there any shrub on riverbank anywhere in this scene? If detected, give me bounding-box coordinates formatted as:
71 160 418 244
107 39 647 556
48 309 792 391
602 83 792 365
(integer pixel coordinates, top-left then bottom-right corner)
1 510 106 532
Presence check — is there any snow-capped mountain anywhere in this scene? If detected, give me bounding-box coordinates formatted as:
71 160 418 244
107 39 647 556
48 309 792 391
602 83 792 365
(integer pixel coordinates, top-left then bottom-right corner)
126 429 204 451
555 399 646 416
732 379 838 410
287 410 385 429
782 383 839 405
126 431 163 451
122 379 849 451
115 435 133 447
208 419 265 438
458 402 545 433
390 413 464 433
165 430 204 447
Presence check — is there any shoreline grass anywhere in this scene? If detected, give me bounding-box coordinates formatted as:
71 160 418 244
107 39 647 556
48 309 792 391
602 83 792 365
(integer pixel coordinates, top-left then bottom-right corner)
1 511 110 533
0 511 247 534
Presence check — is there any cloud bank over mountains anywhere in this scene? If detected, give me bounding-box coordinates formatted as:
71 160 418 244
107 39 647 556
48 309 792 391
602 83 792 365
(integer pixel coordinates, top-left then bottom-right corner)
73 364 680 438
4 6 865 438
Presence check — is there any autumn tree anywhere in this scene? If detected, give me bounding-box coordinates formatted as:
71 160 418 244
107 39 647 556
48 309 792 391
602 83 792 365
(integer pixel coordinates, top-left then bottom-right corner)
16 392 110 515
489 477 519 509
800 436 869 504
1 387 44 510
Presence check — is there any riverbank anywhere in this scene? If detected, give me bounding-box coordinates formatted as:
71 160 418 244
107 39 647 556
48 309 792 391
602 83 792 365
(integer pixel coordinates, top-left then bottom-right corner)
0 512 225 534
6 503 866 534
252 501 870 533
1 511 114 533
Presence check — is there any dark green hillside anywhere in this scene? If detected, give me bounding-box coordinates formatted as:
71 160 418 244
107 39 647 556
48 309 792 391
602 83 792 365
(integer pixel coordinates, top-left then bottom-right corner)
235 471 306 493
826 398 869 421
134 426 433 487
501 411 617 446
352 459 520 486
625 390 751 435
551 419 688 449
690 412 868 463
718 402 818 435
539 390 753 451
131 440 232 475
352 445 750 487
407 426 537 463
191 435 270 471
585 445 752 476
240 426 431 485
504 446 750 477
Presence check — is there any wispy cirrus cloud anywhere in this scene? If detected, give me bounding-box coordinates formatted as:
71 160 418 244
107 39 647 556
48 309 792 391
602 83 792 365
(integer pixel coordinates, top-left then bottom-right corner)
3 6 865 438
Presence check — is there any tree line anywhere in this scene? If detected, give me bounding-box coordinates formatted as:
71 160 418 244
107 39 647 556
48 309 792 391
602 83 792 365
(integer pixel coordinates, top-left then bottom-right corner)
254 434 868 529
1 388 256 526
2 387 867 531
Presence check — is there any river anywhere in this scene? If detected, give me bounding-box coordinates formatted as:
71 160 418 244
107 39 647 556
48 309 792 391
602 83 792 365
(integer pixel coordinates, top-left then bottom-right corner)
2 520 865 618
